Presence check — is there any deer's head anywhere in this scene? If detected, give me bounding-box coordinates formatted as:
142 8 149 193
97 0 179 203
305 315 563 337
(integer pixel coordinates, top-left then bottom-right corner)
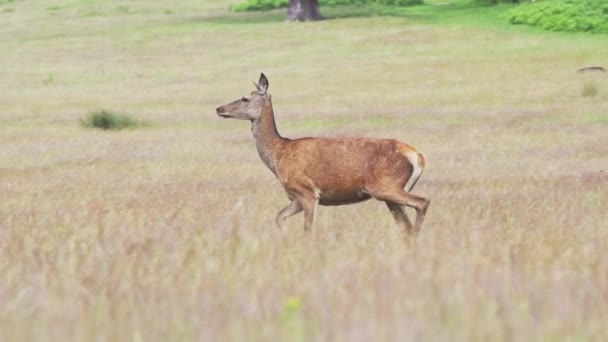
216 73 269 121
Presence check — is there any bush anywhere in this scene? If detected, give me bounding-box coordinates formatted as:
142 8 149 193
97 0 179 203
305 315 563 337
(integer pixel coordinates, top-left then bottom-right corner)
474 0 520 4
232 0 422 12
582 82 599 97
505 0 608 33
233 0 287 12
80 110 146 131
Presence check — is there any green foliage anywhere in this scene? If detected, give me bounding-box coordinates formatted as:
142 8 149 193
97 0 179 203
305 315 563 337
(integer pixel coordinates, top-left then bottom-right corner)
80 110 146 130
232 0 286 11
505 0 608 33
473 0 519 4
232 0 423 12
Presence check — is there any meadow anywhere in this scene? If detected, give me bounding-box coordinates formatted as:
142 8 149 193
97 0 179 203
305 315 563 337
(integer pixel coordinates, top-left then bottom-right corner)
1 0 607 340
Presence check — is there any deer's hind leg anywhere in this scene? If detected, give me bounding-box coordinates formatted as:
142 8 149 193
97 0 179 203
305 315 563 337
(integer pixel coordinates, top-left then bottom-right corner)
275 199 303 234
369 186 430 236
386 202 414 234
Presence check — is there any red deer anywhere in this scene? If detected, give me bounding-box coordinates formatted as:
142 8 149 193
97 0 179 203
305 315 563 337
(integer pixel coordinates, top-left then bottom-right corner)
216 74 430 237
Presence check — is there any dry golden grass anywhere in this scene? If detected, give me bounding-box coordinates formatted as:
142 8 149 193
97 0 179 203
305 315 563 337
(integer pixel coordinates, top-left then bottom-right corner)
1 0 608 341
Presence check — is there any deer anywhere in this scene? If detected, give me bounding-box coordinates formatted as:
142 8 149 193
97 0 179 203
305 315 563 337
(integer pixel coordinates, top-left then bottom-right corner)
216 73 430 237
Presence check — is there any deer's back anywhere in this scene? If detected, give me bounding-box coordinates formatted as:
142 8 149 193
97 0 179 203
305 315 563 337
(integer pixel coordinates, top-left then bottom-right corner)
276 137 421 205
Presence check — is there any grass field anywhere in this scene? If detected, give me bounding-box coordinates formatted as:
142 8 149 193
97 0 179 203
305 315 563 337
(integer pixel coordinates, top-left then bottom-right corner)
1 0 608 341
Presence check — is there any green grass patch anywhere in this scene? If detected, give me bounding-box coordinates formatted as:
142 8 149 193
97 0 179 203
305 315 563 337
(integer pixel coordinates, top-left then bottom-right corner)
116 5 130 14
287 116 409 131
231 0 422 12
472 0 518 4
80 110 148 131
580 112 608 124
223 0 517 29
47 5 68 11
582 82 599 97
372 1 512 25
285 114 469 132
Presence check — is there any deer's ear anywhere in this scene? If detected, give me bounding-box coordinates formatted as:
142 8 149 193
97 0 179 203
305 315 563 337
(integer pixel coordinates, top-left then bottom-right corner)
257 73 269 95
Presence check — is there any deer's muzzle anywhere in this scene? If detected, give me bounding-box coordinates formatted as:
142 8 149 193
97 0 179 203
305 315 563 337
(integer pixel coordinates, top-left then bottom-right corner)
216 106 230 118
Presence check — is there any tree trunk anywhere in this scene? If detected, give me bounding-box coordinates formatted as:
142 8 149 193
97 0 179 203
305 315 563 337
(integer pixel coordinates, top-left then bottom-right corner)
287 0 323 22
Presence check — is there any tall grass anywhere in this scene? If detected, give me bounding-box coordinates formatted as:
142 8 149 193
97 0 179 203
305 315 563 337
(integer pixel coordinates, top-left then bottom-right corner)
1 0 608 341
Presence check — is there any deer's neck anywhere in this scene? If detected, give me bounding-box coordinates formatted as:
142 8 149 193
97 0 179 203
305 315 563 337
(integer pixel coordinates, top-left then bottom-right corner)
251 98 285 176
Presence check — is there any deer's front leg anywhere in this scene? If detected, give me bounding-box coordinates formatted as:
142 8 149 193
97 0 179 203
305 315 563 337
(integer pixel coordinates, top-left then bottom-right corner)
299 196 319 232
283 181 319 233
288 190 318 233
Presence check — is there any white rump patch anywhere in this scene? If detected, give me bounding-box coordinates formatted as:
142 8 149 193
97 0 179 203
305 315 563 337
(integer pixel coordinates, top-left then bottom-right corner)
404 152 423 192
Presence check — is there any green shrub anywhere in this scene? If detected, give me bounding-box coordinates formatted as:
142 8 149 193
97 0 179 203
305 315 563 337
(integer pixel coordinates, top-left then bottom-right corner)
80 110 146 131
582 82 599 97
474 0 520 4
505 0 608 33
232 0 422 12
233 0 287 12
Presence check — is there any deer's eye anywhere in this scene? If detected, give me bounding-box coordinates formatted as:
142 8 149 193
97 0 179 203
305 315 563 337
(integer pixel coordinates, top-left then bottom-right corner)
242 97 249 102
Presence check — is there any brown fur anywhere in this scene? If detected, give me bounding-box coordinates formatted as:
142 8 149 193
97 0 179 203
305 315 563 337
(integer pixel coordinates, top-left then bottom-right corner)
216 74 430 236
